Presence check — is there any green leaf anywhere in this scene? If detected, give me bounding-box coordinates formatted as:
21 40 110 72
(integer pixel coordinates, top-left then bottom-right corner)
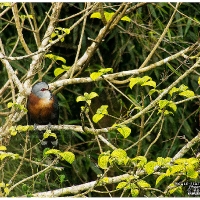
45 149 60 155
111 148 128 165
90 12 101 19
187 157 199 166
157 157 166 166
90 72 102 80
90 68 113 80
88 92 99 99
59 152 75 164
45 54 66 63
156 173 166 186
117 125 131 138
76 95 86 102
92 113 104 123
144 161 157 175
43 130 57 139
59 174 65 183
116 181 127 189
179 84 188 91
141 80 156 88
96 105 108 115
198 77 200 85
54 68 65 77
149 89 160 96
166 165 184 176
168 101 177 112
4 187 9 196
137 180 151 188
158 99 169 109
63 28 70 34
121 16 131 22
166 62 181 76
98 154 110 169
179 90 195 98
168 183 182 195
132 156 147 167
9 126 17 136
129 77 141 89
0 146 7 151
169 87 179 96
131 188 139 197
7 102 13 108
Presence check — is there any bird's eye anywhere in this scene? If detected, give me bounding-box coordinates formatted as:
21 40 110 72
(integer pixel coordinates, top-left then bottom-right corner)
41 88 47 91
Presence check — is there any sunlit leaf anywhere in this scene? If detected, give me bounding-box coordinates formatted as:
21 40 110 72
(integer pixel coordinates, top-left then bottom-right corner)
179 90 195 98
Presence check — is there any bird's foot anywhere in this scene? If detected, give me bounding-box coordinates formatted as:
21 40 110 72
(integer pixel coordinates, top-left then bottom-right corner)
34 123 38 130
47 123 52 130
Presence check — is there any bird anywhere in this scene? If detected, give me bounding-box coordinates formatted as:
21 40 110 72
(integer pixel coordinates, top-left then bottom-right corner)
27 81 59 150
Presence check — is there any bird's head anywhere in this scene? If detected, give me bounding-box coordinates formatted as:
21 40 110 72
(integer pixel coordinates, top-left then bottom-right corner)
32 82 52 99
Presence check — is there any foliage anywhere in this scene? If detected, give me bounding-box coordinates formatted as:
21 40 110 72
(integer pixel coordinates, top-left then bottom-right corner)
0 2 199 198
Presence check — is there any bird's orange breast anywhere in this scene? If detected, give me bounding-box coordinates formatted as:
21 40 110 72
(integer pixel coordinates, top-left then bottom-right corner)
27 92 55 124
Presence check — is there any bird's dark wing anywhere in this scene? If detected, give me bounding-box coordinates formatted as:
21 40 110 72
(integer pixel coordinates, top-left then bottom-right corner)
51 95 59 125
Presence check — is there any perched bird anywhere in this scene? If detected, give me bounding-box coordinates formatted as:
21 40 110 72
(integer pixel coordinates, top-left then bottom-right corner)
27 81 59 150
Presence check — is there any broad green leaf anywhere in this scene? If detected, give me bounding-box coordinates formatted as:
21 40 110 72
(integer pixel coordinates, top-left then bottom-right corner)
121 16 131 22
90 72 103 80
132 156 147 167
90 12 101 19
0 182 5 187
0 146 7 151
43 131 57 139
131 188 139 197
45 149 60 155
179 84 188 91
63 28 70 34
54 68 65 77
98 154 110 169
9 126 17 136
117 125 131 138
137 180 151 188
76 95 86 102
111 148 128 165
93 113 104 123
7 102 13 108
174 158 187 165
59 151 75 164
186 167 198 179
168 102 177 112
51 32 57 39
90 68 113 80
144 161 157 175
140 76 152 83
157 157 166 166
129 77 140 89
149 89 159 96
104 12 115 21
198 77 200 85
4 187 9 196
187 157 199 166
116 181 128 189
169 87 179 96
88 92 99 99
96 105 108 115
141 80 156 88
158 99 169 109
45 54 66 63
166 165 184 176
179 90 195 98
168 183 182 195
99 68 113 73
156 173 166 186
